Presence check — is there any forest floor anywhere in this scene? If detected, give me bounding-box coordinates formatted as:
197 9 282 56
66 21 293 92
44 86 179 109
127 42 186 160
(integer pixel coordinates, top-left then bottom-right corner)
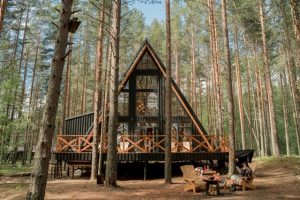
0 156 300 200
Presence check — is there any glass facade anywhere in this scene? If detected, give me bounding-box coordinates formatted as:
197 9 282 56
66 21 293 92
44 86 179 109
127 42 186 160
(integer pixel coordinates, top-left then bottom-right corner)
136 92 158 117
118 50 194 143
118 92 129 116
137 52 156 70
136 75 158 90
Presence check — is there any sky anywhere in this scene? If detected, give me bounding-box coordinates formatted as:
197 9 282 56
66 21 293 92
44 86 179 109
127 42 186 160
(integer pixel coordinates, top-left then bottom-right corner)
130 1 166 25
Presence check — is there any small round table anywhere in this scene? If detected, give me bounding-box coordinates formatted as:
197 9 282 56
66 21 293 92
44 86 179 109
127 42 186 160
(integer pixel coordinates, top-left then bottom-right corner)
203 179 221 196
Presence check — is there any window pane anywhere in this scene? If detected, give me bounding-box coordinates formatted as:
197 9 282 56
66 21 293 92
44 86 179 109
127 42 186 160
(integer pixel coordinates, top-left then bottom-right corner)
118 92 129 116
136 92 158 116
136 75 158 90
137 52 157 70
171 93 188 116
117 123 129 135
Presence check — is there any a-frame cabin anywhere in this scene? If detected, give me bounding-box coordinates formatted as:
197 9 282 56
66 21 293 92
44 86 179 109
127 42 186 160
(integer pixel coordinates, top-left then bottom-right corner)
54 40 252 177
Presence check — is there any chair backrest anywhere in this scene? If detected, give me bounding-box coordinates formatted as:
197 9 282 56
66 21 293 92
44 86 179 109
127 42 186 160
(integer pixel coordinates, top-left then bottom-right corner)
237 163 256 178
248 163 256 177
180 165 197 179
120 142 129 151
183 142 191 150
248 163 256 173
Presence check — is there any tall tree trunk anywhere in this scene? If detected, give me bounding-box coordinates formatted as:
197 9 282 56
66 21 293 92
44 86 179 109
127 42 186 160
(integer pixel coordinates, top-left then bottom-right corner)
99 37 112 176
174 34 180 87
23 34 41 165
191 22 197 115
290 0 300 68
243 36 254 149
280 73 290 156
104 0 121 188
14 4 29 118
60 35 72 134
198 77 203 120
283 0 300 154
73 46 80 116
0 0 7 34
26 0 73 198
206 78 212 133
66 36 72 118
254 45 266 156
221 0 235 176
259 0 280 157
20 48 29 116
207 0 223 138
11 5 29 164
20 49 29 166
233 21 246 149
80 38 88 113
91 0 105 181
164 0 172 184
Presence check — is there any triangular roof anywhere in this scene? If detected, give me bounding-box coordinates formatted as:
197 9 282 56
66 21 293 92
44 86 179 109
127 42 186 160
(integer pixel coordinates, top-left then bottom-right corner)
118 39 213 151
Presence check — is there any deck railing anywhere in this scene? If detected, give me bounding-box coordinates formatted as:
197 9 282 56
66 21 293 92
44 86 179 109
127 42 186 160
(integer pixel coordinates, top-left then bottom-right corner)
56 134 228 153
57 135 93 153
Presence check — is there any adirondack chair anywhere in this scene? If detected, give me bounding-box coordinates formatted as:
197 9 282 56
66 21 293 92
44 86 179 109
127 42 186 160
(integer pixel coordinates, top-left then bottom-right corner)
180 165 206 193
235 163 256 191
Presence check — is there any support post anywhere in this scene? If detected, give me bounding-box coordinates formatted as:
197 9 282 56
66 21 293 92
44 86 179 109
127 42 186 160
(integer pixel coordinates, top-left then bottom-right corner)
144 161 147 181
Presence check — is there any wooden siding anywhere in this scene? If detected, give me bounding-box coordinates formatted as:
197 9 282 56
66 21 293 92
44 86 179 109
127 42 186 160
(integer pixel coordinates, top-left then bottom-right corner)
64 112 94 135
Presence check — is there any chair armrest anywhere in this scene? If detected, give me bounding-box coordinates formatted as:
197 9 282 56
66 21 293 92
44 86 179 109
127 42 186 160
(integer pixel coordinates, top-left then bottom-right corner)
184 178 197 182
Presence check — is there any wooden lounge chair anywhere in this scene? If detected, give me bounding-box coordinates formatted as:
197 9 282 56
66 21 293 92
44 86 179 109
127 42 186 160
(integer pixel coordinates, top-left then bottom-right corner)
180 165 206 193
235 163 256 191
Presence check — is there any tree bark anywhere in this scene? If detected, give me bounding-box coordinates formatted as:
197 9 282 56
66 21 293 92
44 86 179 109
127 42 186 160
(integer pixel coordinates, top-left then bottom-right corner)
207 0 223 138
191 21 197 115
60 35 73 134
99 38 111 176
73 47 80 116
280 73 290 156
0 0 7 34
6 6 23 119
91 0 105 180
80 37 88 114
23 33 41 165
283 0 300 154
26 0 73 199
233 21 246 149
243 35 254 149
66 36 72 118
174 34 180 87
254 45 266 156
104 0 121 188
11 4 30 164
20 48 29 165
259 0 280 157
164 0 172 184
290 0 300 67
221 0 235 176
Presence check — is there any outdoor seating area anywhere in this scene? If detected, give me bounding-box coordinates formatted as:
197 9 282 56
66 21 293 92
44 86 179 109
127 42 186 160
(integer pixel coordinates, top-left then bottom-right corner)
180 162 256 196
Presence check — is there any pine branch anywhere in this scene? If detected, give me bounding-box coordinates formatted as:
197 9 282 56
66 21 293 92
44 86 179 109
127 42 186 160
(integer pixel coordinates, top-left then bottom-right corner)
89 0 113 18
84 13 113 29
51 21 58 29
71 9 81 14
62 49 72 60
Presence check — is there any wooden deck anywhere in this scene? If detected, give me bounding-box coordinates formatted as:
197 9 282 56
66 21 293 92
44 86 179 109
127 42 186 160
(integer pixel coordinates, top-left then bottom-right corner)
53 152 229 162
53 150 253 164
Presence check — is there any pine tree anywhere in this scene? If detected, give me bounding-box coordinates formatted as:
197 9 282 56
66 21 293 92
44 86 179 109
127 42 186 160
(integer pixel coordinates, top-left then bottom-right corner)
26 0 74 198
104 0 121 188
164 0 172 184
221 0 235 176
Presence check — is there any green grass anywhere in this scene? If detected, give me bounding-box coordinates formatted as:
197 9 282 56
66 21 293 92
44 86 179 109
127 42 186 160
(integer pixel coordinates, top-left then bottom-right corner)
0 164 32 176
253 155 300 169
0 182 29 190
